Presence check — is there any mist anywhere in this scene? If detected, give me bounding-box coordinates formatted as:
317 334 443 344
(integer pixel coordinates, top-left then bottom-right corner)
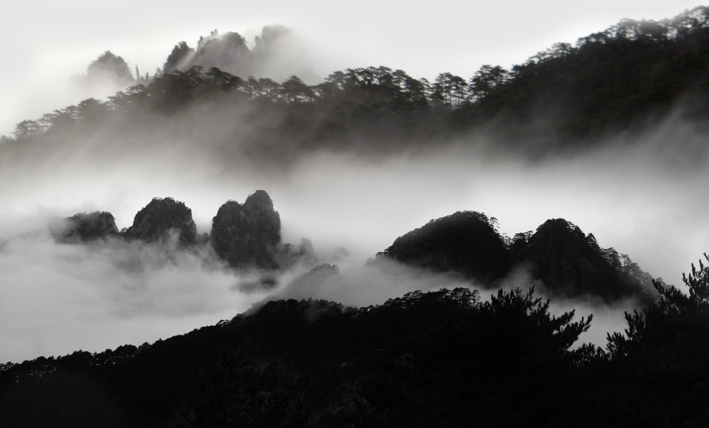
0 91 707 363
3 4 709 363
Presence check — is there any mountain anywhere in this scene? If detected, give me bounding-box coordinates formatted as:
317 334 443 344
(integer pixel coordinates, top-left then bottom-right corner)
50 191 314 274
378 211 654 302
10 7 709 160
511 218 654 302
377 211 510 285
53 211 119 243
3 260 709 427
86 51 134 86
210 190 282 270
162 26 316 82
0 287 593 428
70 51 135 95
124 197 197 245
5 7 709 426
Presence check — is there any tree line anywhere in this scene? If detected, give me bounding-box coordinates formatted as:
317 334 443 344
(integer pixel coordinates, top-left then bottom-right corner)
5 6 709 150
1 255 709 426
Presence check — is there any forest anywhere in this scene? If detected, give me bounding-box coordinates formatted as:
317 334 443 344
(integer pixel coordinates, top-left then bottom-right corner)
4 6 709 158
0 255 708 427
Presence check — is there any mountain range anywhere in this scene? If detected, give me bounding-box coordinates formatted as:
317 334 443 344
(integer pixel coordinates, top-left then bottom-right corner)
2 5 709 427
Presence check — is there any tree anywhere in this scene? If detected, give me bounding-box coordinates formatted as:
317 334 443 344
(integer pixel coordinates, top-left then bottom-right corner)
604 254 709 425
281 75 313 103
469 65 508 102
13 120 45 140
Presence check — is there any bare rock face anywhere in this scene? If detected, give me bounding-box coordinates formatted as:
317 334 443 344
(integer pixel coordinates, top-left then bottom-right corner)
55 211 119 243
124 197 197 245
210 190 281 270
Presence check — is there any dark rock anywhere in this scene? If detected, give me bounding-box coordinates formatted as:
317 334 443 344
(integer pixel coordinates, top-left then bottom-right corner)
124 197 197 245
56 211 119 243
210 190 281 269
377 211 511 285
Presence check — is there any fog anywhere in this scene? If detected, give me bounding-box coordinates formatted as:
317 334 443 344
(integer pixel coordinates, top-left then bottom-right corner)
0 98 707 362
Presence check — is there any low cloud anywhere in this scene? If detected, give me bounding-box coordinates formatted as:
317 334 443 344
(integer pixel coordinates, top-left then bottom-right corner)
0 223 270 363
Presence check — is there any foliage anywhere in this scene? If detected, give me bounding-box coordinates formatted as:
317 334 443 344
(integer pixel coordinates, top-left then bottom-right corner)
125 197 197 245
12 7 709 158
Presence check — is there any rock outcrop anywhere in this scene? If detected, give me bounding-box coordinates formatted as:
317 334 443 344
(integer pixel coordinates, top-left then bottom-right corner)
124 197 197 245
211 190 281 269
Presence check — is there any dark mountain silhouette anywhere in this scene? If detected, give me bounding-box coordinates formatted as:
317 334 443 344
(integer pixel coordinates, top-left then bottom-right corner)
511 218 654 302
210 190 282 270
53 211 119 243
0 287 594 427
378 211 653 302
124 197 197 245
377 211 510 285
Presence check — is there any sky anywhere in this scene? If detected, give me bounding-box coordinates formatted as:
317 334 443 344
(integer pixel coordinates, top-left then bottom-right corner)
1 1 708 363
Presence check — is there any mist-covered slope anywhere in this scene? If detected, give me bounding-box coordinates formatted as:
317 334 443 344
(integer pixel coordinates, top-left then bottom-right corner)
6 7 709 158
2 255 709 427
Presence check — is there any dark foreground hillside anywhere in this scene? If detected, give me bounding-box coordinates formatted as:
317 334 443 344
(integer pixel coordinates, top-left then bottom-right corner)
2 254 709 427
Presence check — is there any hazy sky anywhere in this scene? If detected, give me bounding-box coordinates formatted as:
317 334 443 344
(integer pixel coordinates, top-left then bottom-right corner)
0 0 703 136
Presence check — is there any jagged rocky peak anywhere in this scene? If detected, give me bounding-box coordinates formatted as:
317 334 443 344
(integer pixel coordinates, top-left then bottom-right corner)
160 25 314 82
211 190 281 270
55 211 119 243
124 197 197 245
378 211 511 285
